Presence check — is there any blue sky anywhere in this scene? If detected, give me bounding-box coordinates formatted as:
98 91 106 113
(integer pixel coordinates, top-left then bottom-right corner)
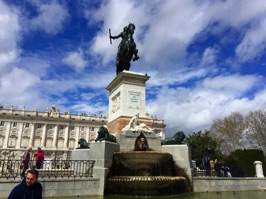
1 0 266 136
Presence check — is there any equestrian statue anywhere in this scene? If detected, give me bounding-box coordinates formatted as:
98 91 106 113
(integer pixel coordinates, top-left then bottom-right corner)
109 23 140 74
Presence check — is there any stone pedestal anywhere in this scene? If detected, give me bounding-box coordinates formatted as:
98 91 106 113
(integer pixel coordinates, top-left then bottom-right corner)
106 71 150 126
71 149 90 160
254 161 264 178
71 149 90 175
162 145 193 180
89 141 120 195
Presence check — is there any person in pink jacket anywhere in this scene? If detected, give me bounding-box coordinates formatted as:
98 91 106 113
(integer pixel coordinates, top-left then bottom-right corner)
34 147 44 169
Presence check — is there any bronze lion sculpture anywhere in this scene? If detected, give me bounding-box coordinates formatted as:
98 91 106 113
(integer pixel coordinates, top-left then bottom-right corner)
77 138 90 149
161 131 186 145
95 126 116 143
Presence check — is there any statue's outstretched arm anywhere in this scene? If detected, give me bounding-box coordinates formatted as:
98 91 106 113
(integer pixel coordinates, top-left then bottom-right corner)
110 32 122 40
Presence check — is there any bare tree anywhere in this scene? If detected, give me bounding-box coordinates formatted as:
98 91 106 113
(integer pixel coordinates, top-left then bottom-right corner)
245 110 266 153
210 112 246 154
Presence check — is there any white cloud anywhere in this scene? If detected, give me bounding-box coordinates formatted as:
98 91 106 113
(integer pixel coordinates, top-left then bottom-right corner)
30 1 68 35
236 18 266 62
62 49 88 72
0 67 41 109
0 0 21 75
201 74 261 95
210 0 266 28
200 47 219 67
147 74 264 135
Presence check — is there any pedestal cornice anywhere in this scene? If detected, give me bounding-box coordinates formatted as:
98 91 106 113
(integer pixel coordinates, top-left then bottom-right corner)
106 71 150 95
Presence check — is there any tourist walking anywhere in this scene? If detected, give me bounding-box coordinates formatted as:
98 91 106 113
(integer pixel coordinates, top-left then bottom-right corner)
34 147 44 169
21 146 32 178
8 169 42 199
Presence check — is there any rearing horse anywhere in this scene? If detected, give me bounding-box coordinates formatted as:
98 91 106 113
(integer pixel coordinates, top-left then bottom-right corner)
110 23 140 74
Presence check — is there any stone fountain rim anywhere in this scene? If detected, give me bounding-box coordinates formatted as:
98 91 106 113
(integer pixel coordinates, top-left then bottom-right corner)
108 176 187 182
114 151 172 154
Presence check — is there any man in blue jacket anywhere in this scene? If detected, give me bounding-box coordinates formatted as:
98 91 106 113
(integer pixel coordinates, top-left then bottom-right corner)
8 169 42 199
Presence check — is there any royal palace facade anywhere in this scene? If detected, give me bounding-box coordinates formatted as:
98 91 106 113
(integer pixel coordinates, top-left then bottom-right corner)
0 105 165 160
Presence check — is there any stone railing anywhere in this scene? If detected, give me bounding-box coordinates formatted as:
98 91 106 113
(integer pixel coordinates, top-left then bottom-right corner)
0 159 95 179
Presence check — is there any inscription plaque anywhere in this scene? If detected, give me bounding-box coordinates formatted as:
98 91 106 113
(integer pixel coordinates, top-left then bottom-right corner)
128 91 141 109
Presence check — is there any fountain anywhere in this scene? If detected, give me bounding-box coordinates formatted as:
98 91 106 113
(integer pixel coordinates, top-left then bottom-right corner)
106 132 192 196
105 71 192 196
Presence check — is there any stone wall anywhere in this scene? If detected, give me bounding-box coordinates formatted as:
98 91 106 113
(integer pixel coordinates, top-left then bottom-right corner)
193 177 266 192
1 177 266 198
0 178 100 198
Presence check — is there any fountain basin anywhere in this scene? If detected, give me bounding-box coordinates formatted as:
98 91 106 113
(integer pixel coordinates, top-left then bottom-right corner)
107 151 190 196
111 151 175 176
107 176 188 196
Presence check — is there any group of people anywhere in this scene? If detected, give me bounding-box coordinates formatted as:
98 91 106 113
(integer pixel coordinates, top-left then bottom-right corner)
21 147 45 177
214 160 232 177
8 146 44 199
202 151 231 177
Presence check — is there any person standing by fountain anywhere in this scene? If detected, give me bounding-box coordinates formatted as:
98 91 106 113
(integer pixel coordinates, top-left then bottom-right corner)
203 150 211 176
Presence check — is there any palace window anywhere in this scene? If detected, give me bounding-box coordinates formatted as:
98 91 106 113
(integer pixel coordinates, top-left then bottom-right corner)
37 124 42 128
0 121 4 126
91 127 95 131
70 126 75 131
60 125 64 130
25 123 29 128
81 126 84 131
13 122 17 127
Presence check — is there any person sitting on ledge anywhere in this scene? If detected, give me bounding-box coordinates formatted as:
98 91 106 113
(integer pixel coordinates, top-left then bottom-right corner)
8 169 42 199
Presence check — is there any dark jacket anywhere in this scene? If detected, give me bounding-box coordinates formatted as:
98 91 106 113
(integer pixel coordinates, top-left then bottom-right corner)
8 178 42 199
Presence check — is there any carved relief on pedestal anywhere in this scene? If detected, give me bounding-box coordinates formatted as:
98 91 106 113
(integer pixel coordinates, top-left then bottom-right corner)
111 93 121 114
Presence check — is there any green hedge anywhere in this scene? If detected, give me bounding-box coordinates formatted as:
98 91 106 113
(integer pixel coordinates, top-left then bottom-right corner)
227 149 266 177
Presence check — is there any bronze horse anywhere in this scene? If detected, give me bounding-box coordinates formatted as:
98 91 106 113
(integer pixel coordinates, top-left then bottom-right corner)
110 23 139 74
